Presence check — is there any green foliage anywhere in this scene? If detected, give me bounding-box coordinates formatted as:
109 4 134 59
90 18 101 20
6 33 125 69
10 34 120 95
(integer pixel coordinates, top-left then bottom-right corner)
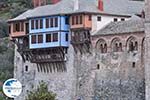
8 0 33 17
0 0 33 19
0 38 14 82
0 20 9 38
26 82 56 100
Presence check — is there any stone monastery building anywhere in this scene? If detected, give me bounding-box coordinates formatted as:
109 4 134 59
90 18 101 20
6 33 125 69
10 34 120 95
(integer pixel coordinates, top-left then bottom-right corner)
8 0 150 100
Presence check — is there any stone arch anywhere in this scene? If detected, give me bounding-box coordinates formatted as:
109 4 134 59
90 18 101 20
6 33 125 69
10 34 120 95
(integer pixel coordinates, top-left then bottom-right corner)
126 36 138 52
96 38 107 53
111 37 122 52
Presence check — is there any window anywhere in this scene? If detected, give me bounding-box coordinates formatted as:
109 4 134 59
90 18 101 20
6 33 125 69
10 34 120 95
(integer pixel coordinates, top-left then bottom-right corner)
97 16 101 21
40 19 43 29
96 39 107 53
31 20 35 29
119 43 122 52
97 64 100 69
13 22 24 32
55 17 58 27
9 25 11 33
114 18 118 22
35 20 39 29
15 23 20 32
111 38 122 52
38 34 43 43
132 62 135 68
127 37 138 52
53 33 58 42
135 41 138 51
21 22 24 31
50 18 53 27
25 66 28 72
80 15 82 24
46 34 51 42
46 18 49 28
89 15 92 21
72 16 75 25
65 33 69 41
121 18 125 21
31 35 36 44
65 17 69 24
76 16 78 24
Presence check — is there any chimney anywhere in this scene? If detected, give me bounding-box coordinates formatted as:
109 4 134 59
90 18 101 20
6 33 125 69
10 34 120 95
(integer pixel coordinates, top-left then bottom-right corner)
98 0 103 11
51 0 61 4
32 0 47 8
74 0 79 11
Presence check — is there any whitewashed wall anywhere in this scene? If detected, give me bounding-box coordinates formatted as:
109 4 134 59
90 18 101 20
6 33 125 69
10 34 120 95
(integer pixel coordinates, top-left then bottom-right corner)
91 14 130 34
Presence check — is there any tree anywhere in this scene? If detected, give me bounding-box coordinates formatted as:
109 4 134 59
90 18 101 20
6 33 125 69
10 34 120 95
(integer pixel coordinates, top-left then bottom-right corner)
0 20 9 38
26 82 56 100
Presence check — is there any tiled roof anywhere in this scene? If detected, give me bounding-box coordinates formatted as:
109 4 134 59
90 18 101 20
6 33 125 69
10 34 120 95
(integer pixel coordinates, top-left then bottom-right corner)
93 16 144 36
9 0 144 21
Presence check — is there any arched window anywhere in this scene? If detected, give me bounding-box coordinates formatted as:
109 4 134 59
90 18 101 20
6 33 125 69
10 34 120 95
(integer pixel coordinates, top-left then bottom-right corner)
119 43 122 52
127 36 138 52
96 39 107 53
111 38 122 52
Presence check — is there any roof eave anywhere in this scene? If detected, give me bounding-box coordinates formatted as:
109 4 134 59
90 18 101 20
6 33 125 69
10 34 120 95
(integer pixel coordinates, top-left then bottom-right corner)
92 31 144 37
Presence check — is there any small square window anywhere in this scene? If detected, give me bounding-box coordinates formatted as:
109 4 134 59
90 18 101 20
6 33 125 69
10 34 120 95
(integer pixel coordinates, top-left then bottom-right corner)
97 16 101 21
121 18 125 21
114 18 118 22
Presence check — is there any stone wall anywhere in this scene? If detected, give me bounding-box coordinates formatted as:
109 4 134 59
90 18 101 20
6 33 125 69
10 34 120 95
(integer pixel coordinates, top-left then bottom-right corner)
74 32 145 100
14 45 76 100
14 31 145 100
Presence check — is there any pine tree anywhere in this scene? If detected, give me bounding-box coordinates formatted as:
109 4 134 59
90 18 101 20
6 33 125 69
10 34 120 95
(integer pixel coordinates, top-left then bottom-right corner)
26 82 56 100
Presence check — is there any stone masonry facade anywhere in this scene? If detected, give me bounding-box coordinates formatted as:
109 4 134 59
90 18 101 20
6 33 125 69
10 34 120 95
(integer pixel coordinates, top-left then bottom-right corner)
13 0 150 100
14 31 146 100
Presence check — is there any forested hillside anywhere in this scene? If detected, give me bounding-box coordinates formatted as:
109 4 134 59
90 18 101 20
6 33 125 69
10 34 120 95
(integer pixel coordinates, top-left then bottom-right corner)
0 0 32 99
0 0 33 19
